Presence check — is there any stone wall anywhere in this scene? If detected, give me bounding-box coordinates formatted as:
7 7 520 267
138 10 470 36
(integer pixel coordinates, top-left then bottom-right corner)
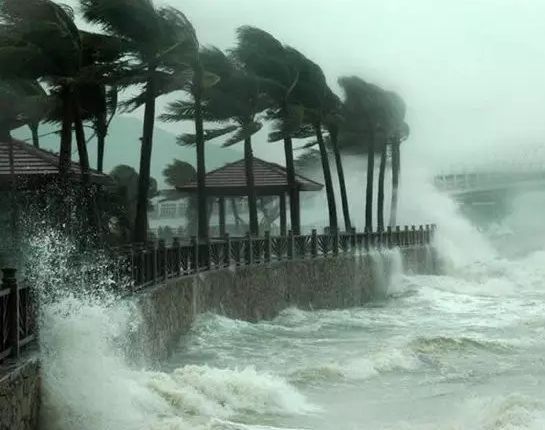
0 354 40 430
130 245 437 365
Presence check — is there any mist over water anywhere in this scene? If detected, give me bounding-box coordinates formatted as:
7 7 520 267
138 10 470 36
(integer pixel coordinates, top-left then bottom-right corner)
28 177 545 429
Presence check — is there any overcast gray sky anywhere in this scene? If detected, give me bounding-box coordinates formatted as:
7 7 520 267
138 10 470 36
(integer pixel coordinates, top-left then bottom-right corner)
69 0 545 169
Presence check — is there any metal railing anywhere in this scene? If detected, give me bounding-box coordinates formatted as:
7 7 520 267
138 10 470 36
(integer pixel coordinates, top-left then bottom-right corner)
0 268 36 363
112 224 437 290
0 224 436 363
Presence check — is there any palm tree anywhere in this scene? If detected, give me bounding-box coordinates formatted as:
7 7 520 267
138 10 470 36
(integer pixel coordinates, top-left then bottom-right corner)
80 0 198 242
384 93 409 227
375 91 409 231
291 54 338 232
79 30 125 172
233 27 304 234
324 93 352 232
163 47 269 236
338 76 384 232
0 0 85 177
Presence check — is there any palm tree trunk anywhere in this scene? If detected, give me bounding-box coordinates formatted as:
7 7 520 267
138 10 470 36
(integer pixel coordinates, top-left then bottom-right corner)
194 68 208 240
73 98 100 233
29 124 40 148
377 140 387 232
389 136 401 227
133 71 156 243
315 122 338 232
73 102 91 187
283 136 300 234
59 86 73 178
365 129 375 232
244 136 259 236
329 126 351 232
96 113 107 173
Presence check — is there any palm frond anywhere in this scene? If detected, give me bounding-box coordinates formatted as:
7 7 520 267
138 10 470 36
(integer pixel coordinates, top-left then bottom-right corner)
177 125 238 146
222 121 262 147
160 100 196 122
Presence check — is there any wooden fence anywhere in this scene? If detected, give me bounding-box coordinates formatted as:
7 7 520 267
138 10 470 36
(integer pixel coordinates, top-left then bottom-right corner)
113 224 436 290
0 268 36 363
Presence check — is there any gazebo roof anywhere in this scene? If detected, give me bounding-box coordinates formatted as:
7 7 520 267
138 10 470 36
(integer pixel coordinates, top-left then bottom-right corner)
0 139 111 189
177 157 323 196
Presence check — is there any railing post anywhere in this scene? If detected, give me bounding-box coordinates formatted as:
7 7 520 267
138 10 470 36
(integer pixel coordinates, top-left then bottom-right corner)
395 226 401 247
147 241 157 283
136 243 145 286
158 239 166 281
350 227 357 252
425 224 431 244
311 229 318 257
387 226 393 249
404 226 410 247
206 237 213 270
223 233 231 268
264 231 271 263
411 226 417 246
245 232 253 265
419 225 425 245
190 236 199 273
3 268 19 359
172 237 181 277
333 229 339 256
287 230 295 260
364 228 370 252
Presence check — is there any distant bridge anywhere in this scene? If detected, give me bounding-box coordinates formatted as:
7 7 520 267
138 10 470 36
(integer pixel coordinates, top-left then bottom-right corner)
434 163 545 223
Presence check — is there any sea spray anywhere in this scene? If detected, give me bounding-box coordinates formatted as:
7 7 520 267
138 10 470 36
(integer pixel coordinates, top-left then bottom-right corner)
369 248 404 299
22 228 315 430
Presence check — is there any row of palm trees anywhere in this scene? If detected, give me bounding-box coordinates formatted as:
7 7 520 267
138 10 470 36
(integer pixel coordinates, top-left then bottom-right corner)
0 0 409 242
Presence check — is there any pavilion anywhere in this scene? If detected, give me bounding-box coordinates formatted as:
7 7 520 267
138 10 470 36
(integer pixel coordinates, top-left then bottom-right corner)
0 138 111 257
176 157 323 236
0 138 110 190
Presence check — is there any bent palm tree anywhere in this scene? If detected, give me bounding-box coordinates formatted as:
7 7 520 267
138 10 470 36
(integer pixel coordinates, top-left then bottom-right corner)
0 0 85 177
385 93 409 227
233 27 304 234
324 92 351 232
339 77 384 231
291 53 338 232
81 0 198 242
163 47 269 236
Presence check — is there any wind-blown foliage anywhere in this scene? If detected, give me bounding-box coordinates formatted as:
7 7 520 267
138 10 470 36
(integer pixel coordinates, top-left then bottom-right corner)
80 0 199 242
233 27 305 234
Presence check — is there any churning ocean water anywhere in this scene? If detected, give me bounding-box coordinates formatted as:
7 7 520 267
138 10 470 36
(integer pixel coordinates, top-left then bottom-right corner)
31 190 545 430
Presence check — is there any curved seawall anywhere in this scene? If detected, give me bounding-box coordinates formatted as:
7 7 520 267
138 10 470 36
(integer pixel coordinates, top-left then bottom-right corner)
129 245 436 365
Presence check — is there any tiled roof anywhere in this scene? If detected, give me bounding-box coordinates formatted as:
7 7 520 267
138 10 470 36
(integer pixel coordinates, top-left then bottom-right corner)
0 139 111 188
177 157 323 193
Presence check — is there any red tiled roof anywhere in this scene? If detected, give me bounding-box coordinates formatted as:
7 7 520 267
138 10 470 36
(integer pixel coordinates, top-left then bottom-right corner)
0 139 111 188
177 157 323 194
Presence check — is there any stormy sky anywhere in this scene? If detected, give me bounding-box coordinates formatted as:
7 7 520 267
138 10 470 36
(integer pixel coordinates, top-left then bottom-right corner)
69 0 545 170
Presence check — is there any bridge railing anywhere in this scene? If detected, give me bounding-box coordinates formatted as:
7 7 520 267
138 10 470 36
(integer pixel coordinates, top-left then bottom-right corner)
113 224 437 291
435 169 545 192
0 268 37 364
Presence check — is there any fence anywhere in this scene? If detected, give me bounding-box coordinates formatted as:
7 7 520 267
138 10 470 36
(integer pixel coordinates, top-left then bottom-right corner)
0 268 36 363
0 224 436 363
113 224 437 290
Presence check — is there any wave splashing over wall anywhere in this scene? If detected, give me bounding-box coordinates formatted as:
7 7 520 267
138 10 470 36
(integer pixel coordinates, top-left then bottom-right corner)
24 229 314 430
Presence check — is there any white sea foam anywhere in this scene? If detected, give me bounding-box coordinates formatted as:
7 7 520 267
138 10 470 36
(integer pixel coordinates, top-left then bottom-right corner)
26 230 314 430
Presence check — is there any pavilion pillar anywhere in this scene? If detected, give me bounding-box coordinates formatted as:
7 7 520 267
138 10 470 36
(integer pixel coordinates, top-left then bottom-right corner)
294 190 301 235
279 193 287 236
218 197 226 237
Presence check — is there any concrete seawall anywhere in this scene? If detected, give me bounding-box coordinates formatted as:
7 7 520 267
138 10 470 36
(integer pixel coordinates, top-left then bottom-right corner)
0 354 40 430
0 245 437 428
129 245 436 365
